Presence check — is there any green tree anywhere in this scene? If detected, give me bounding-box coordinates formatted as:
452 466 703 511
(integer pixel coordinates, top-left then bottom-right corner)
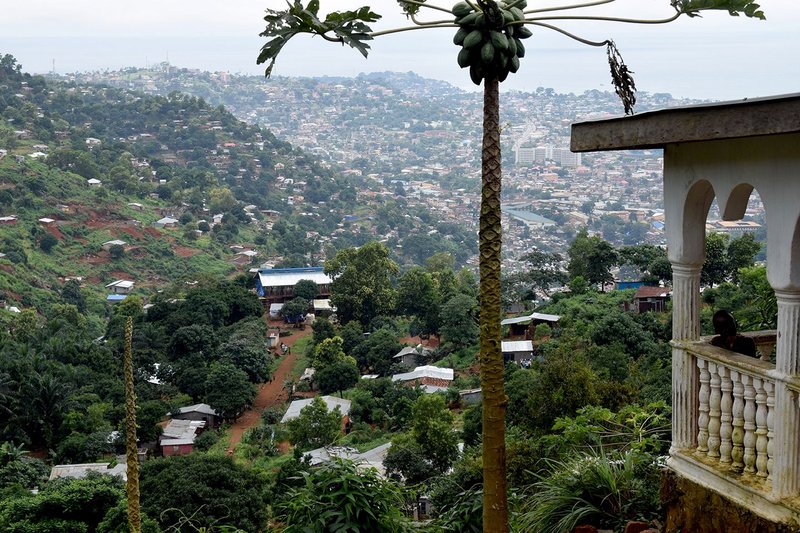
508 249 568 301
219 337 273 383
312 317 336 345
324 241 398 326
568 228 618 291
280 297 309 322
411 394 459 473
316 360 360 395
350 327 403 376
286 396 342 451
293 279 319 301
109 244 125 260
203 363 255 420
257 2 765 529
384 432 432 485
0 474 127 532
60 279 86 313
39 233 58 253
702 232 729 286
397 267 440 335
440 293 478 348
312 336 356 370
726 233 761 283
140 454 268 533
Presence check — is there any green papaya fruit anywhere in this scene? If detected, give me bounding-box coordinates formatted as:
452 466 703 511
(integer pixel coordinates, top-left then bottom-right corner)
516 25 533 39
481 40 495 64
514 37 525 57
457 11 481 26
463 29 484 49
469 63 483 85
452 1 472 18
453 27 469 46
490 31 508 50
457 47 472 68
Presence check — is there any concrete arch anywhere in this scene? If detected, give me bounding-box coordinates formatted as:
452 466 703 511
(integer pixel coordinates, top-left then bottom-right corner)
667 179 715 266
717 182 755 222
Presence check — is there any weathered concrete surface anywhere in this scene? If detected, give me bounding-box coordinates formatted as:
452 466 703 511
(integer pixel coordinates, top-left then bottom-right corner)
661 469 800 533
571 93 800 152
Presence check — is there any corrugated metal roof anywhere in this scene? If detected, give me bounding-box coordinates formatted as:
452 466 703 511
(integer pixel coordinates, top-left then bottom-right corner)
392 365 454 383
280 396 351 423
50 462 127 481
501 312 561 326
258 267 332 288
502 340 534 352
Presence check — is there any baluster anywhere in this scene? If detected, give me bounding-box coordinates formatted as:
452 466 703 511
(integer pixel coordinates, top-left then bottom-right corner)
743 374 757 474
707 362 721 459
697 359 710 453
766 381 774 481
754 378 768 478
731 370 745 472
719 366 733 464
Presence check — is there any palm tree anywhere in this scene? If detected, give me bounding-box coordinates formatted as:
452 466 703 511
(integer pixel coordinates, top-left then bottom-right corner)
22 371 72 450
256 2 764 530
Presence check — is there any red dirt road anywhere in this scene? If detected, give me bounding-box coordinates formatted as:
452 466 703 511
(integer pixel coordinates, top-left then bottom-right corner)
226 326 311 453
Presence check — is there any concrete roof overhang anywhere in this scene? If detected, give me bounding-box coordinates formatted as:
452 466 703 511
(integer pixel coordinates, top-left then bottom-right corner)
570 93 800 153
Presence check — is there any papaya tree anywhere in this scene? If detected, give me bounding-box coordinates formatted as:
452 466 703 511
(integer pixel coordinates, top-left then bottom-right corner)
257 1 765 531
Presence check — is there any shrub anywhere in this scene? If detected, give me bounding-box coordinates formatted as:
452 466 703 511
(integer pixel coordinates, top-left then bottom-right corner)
516 449 662 533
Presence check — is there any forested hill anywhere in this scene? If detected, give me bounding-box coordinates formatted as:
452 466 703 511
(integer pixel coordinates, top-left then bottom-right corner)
0 53 416 314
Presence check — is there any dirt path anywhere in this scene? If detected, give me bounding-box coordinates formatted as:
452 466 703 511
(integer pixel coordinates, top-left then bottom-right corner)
226 326 311 453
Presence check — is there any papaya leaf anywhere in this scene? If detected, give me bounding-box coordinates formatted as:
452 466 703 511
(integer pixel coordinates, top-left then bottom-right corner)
258 1 381 77
672 0 765 20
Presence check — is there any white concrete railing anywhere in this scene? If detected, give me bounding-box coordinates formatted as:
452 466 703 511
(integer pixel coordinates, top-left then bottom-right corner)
679 332 779 490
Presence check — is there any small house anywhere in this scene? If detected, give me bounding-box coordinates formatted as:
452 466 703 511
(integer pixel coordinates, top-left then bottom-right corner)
630 286 671 313
459 388 482 405
393 345 433 367
501 340 535 364
280 396 351 424
49 462 128 482
501 312 561 339
160 419 205 456
154 216 179 229
106 280 134 295
171 403 220 428
255 267 333 304
87 178 102 187
102 239 127 251
391 365 454 393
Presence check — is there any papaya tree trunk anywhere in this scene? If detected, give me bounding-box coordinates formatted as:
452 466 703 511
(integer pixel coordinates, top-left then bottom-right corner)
480 74 508 533
124 317 142 533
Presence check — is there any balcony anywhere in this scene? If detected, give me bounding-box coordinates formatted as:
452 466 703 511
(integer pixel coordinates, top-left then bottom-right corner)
571 94 800 529
667 332 800 523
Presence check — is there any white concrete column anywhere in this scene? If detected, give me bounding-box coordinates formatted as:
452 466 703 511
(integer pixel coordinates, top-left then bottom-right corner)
771 290 800 498
671 263 702 452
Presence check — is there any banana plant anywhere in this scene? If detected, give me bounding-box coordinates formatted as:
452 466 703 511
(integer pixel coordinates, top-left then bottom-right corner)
257 2 764 531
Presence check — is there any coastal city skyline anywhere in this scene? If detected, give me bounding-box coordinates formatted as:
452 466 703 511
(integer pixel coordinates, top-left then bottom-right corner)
4 0 800 100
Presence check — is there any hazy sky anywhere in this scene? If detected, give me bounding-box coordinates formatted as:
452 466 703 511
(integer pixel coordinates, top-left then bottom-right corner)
3 0 799 100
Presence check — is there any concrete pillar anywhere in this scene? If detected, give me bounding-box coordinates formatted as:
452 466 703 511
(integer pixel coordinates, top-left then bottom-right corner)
772 290 800 497
671 263 702 452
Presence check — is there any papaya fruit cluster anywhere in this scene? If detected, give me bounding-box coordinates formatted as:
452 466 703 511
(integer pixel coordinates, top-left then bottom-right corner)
452 0 532 85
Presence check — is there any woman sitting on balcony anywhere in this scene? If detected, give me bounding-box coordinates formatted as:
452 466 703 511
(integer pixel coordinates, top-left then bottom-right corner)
710 310 757 357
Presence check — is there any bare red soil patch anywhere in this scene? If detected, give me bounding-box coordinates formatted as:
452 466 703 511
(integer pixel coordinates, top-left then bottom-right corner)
120 226 145 240
144 227 161 238
46 225 65 240
399 334 440 349
173 246 198 258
